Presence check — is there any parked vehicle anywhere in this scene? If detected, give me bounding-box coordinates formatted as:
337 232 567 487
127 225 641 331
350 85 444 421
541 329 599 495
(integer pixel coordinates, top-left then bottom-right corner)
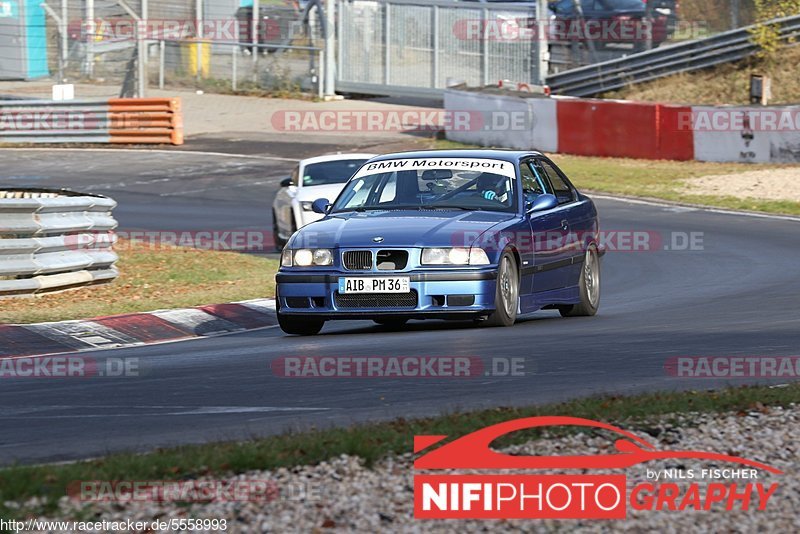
548 0 669 50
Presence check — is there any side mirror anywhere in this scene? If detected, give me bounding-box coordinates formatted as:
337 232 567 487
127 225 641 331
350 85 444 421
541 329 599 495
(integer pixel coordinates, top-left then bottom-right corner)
280 177 292 187
311 198 331 214
528 194 558 213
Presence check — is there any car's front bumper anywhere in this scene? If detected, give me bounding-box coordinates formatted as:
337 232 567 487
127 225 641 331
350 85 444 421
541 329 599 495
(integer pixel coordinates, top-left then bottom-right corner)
276 269 498 320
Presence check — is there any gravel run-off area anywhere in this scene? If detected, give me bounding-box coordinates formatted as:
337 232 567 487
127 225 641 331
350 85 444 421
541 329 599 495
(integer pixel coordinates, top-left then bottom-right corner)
683 168 800 203
11 404 798 533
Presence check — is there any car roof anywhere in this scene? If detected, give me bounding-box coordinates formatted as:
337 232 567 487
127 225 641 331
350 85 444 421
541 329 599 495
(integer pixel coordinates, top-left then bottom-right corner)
365 149 542 164
299 153 377 166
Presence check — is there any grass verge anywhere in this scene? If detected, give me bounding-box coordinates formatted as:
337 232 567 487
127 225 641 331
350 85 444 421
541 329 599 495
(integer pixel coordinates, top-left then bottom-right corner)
1 383 798 516
602 46 800 106
434 140 800 216
0 239 278 324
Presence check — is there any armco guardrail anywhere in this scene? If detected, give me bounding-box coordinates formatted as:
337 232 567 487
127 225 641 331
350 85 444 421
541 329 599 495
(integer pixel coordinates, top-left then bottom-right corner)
0 189 119 297
0 98 183 145
547 15 800 97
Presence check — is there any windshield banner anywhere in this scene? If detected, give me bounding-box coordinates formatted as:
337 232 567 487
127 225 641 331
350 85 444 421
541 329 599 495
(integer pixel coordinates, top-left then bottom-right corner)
354 158 517 179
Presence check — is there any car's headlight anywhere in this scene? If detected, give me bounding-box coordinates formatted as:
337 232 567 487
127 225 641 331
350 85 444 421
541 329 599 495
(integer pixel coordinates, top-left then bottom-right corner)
300 201 314 211
421 247 491 266
281 248 293 267
313 249 333 266
282 248 334 267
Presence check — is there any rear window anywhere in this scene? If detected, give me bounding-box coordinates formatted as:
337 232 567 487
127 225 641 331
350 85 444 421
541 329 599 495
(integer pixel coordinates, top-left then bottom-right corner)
302 159 369 187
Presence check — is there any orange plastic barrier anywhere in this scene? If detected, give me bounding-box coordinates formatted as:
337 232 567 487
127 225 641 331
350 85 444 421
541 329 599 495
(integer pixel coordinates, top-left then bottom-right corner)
108 98 184 145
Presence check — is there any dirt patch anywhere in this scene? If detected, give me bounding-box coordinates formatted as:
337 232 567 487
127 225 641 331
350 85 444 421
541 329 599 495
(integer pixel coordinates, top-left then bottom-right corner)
683 167 800 203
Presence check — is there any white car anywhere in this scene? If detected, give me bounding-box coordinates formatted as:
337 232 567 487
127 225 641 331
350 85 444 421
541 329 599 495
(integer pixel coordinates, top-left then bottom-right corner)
272 153 376 250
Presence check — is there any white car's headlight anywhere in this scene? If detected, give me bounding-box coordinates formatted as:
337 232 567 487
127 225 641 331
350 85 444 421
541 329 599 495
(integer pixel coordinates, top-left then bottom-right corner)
421 247 491 266
283 249 334 267
300 201 314 211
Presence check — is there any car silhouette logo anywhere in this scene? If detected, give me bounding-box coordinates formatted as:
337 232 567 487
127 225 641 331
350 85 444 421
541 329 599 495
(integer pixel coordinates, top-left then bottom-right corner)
373 236 384 243
413 416 782 473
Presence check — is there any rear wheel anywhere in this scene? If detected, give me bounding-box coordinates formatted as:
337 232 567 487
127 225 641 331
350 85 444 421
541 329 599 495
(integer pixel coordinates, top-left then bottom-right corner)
484 251 519 327
560 245 600 317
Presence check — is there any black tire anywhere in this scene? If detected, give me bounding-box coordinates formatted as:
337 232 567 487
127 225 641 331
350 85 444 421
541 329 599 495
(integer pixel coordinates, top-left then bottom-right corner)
484 250 519 327
275 290 324 335
278 313 324 335
373 318 409 329
560 245 600 317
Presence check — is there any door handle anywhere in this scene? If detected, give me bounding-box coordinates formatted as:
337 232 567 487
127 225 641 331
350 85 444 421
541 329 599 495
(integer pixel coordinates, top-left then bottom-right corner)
560 219 570 231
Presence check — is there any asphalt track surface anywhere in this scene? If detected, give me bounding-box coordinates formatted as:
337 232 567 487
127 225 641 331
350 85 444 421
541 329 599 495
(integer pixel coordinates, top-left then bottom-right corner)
1 148 799 465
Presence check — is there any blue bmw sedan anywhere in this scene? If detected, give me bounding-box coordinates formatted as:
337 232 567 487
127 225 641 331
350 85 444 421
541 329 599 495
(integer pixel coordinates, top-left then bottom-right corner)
275 150 601 335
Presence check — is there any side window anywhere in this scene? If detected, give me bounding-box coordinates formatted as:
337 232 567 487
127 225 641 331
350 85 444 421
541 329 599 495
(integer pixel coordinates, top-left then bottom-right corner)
520 162 543 194
289 166 299 187
539 159 576 205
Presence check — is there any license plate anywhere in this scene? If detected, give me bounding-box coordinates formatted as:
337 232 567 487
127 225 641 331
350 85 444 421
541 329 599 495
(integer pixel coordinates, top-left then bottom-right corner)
338 277 410 294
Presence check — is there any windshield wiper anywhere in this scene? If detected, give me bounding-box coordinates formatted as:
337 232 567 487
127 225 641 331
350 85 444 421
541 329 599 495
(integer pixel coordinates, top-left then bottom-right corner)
422 205 481 211
337 205 417 213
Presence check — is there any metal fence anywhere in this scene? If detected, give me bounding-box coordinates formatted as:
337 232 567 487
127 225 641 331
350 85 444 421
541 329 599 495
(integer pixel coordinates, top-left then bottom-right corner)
2 0 780 100
15 0 324 98
0 189 118 297
547 14 800 98
336 0 544 98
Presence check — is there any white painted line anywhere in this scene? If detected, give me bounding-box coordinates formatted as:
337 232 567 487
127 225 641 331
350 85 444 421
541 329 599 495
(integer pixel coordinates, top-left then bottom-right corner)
0 147 300 162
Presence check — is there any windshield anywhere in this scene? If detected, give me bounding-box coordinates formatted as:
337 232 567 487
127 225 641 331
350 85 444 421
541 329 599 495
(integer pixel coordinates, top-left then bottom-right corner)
302 159 369 187
330 158 517 213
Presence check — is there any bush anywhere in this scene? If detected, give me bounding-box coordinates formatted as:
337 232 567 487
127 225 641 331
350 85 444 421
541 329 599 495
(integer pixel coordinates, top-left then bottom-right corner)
750 0 800 59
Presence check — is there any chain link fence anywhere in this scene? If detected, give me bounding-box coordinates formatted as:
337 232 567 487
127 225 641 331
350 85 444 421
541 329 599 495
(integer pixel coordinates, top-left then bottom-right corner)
9 0 323 98
336 0 543 97
1 0 770 98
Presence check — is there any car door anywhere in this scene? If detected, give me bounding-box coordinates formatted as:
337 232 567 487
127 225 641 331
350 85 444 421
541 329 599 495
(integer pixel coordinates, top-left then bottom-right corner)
524 158 571 293
537 157 589 288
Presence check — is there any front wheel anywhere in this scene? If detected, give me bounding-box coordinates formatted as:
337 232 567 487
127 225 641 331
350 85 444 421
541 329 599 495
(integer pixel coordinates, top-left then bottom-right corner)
484 251 519 327
278 314 324 335
560 245 600 317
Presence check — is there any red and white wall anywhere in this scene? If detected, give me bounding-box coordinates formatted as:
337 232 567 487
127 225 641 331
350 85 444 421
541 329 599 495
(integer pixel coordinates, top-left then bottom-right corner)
444 90 800 163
